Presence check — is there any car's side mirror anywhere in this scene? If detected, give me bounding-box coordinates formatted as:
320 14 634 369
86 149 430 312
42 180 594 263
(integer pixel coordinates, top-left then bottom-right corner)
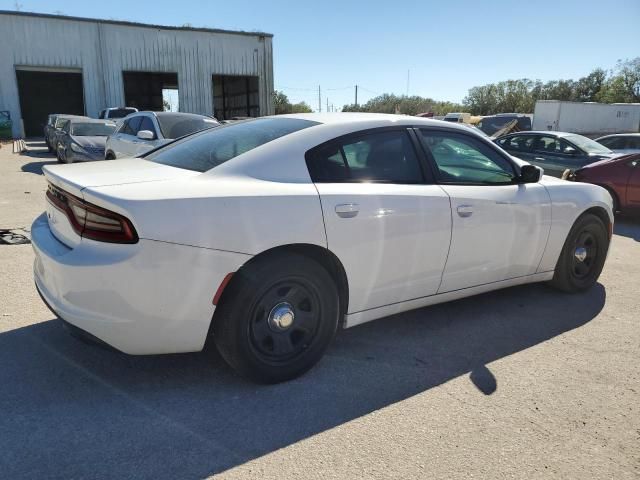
519 164 542 183
137 130 155 140
564 146 577 155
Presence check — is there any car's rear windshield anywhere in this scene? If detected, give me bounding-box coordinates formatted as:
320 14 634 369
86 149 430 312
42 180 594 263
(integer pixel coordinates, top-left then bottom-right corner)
108 108 137 119
147 117 319 172
156 114 219 139
565 134 612 154
71 122 116 136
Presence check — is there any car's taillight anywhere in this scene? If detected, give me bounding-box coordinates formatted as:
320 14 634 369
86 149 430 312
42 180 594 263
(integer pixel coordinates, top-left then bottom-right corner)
46 183 138 243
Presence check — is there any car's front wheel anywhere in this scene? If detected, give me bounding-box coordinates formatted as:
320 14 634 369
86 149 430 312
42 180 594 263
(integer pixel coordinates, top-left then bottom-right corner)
549 213 609 293
213 252 340 383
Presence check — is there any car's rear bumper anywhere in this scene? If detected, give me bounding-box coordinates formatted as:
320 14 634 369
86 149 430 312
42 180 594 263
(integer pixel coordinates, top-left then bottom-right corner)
31 212 250 355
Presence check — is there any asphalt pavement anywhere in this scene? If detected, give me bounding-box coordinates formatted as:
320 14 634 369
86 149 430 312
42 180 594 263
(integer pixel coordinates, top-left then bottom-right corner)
0 141 638 479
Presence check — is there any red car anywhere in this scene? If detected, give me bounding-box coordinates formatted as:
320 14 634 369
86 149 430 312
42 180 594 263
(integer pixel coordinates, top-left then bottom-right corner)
570 153 640 213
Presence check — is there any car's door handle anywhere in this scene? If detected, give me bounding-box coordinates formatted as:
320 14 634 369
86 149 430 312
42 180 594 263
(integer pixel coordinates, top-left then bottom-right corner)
335 203 359 218
457 205 473 218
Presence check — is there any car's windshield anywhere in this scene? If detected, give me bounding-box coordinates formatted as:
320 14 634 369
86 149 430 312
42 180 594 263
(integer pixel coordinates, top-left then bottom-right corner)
156 114 219 139
565 134 612 154
71 122 116 136
147 117 320 172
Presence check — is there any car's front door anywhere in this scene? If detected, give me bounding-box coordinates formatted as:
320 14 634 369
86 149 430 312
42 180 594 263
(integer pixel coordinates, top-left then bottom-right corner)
134 116 162 156
114 116 142 158
626 157 640 209
308 128 452 314
418 129 551 293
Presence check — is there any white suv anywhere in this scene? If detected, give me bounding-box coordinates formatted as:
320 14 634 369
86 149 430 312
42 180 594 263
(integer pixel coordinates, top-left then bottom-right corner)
104 111 219 159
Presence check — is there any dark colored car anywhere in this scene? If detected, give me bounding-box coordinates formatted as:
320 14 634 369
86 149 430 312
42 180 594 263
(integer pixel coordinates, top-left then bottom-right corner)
569 153 640 213
477 114 532 136
44 114 87 153
56 118 117 163
496 131 616 177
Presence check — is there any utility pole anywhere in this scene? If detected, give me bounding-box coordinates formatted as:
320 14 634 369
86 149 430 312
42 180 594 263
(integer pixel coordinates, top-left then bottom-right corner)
406 70 410 96
318 85 321 113
355 85 358 107
326 97 329 113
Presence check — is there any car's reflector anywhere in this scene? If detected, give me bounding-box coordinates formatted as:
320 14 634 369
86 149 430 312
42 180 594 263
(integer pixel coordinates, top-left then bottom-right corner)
213 272 234 305
46 183 138 243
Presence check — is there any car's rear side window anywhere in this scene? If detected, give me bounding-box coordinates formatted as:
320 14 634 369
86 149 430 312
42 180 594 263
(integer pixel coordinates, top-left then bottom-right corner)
147 118 319 172
307 130 424 184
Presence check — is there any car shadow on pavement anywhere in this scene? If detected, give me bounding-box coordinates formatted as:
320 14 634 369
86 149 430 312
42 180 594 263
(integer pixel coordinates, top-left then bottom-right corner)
20 159 58 175
614 216 640 241
0 282 605 479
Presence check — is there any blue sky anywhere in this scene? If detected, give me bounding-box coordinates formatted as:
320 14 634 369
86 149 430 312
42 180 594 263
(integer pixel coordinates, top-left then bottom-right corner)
3 0 639 110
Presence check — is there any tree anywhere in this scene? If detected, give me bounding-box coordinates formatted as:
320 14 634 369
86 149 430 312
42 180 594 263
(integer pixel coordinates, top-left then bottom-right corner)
343 94 463 116
273 91 313 114
290 102 312 113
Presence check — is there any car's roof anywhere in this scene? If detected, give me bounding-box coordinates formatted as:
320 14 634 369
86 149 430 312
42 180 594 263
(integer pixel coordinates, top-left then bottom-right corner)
502 130 574 138
275 112 475 131
69 118 116 124
596 133 640 139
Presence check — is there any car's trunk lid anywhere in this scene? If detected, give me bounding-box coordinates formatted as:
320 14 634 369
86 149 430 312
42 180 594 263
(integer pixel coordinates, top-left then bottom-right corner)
42 159 198 197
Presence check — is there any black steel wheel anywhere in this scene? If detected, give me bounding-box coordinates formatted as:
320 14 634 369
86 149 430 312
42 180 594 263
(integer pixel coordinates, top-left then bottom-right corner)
248 279 322 365
550 213 609 293
213 252 340 383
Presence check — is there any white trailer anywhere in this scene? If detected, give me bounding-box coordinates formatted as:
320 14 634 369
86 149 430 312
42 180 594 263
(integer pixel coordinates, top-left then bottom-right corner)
533 100 640 137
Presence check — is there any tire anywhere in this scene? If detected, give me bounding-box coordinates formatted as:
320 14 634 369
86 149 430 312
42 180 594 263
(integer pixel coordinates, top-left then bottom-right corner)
57 147 71 164
105 152 116 160
549 213 609 293
213 252 340 383
47 142 53 153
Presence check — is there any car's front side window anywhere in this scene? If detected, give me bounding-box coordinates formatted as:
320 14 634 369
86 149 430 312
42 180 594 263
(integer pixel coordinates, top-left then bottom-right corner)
122 117 142 136
308 130 424 184
420 130 515 185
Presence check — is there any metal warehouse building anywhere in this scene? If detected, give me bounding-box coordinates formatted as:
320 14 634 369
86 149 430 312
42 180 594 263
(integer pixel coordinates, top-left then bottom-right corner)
0 11 274 138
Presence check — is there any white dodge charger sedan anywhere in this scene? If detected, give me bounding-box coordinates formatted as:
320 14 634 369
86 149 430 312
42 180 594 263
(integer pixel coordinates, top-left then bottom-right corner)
32 113 613 383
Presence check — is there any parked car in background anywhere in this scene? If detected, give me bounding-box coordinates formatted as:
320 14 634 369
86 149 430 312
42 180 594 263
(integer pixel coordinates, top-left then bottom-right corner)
33 114 613 383
55 118 116 163
49 115 88 154
476 114 532 136
595 133 640 154
105 111 219 159
98 107 138 120
496 131 617 177
443 112 471 123
45 114 86 153
567 153 640 213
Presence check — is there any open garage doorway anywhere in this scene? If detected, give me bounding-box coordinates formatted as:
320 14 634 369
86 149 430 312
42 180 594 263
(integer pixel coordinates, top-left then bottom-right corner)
212 75 259 120
15 67 84 137
123 72 178 111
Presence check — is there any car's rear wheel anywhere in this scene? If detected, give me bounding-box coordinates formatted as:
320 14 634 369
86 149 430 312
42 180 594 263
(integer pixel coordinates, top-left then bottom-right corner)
105 152 116 160
213 252 339 383
549 213 609 293
46 142 53 153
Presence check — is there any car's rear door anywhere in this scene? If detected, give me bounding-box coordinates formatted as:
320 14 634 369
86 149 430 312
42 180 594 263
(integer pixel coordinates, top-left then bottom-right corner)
308 128 452 314
417 128 551 292
529 135 586 177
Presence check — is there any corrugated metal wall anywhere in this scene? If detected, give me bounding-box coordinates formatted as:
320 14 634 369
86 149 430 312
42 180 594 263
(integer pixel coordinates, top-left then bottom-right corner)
0 12 274 137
